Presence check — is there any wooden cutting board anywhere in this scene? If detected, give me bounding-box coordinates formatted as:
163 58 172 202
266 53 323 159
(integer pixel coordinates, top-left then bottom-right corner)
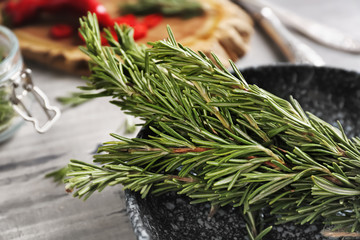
1 0 253 75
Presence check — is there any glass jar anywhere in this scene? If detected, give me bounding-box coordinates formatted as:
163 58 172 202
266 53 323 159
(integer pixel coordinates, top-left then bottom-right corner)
0 26 60 142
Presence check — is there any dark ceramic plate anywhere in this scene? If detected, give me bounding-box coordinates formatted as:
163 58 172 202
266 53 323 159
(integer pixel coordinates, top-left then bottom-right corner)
125 65 360 240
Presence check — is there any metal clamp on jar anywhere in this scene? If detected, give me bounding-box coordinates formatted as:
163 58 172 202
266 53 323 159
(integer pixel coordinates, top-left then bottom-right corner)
0 26 60 142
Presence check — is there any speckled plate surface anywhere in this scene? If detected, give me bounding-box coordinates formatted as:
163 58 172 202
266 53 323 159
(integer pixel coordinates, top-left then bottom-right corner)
125 65 360 240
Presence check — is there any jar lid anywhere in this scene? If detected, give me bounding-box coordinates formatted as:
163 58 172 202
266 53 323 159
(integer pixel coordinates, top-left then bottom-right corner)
0 26 60 134
0 26 23 83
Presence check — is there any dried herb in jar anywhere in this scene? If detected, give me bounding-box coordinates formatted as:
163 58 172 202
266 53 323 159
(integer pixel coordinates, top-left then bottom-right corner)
0 85 15 133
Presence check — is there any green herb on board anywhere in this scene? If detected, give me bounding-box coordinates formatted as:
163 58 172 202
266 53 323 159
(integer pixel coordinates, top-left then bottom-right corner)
56 91 92 107
45 166 69 185
64 13 360 239
121 0 204 18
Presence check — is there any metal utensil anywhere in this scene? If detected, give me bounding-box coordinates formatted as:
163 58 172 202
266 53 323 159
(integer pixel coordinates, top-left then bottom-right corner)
235 0 325 66
257 0 360 54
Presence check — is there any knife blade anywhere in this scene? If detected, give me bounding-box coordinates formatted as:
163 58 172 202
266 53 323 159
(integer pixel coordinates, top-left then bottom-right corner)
239 0 360 54
235 0 325 66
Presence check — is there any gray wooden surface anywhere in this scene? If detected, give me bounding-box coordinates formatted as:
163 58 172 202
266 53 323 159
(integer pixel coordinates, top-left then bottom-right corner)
0 1 359 240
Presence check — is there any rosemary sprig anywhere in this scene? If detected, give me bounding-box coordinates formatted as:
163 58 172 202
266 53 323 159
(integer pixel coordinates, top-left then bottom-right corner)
65 13 360 238
56 91 92 107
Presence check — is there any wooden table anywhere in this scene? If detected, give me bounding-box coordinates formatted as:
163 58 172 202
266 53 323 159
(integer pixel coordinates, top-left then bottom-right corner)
0 1 359 239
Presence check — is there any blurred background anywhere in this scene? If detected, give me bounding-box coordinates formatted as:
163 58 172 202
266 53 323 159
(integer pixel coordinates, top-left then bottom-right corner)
0 0 359 239
237 0 360 71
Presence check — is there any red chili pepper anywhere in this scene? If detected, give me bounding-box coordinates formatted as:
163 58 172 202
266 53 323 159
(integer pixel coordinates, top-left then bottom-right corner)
78 29 118 46
72 0 114 27
133 24 148 40
110 30 118 42
142 14 163 29
114 14 137 27
3 0 162 42
50 24 73 39
3 0 114 27
100 33 108 46
79 23 149 44
78 30 85 43
102 30 118 45
3 0 47 26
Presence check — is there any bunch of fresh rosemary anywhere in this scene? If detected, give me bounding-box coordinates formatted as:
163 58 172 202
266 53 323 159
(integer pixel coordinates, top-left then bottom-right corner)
65 13 360 239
